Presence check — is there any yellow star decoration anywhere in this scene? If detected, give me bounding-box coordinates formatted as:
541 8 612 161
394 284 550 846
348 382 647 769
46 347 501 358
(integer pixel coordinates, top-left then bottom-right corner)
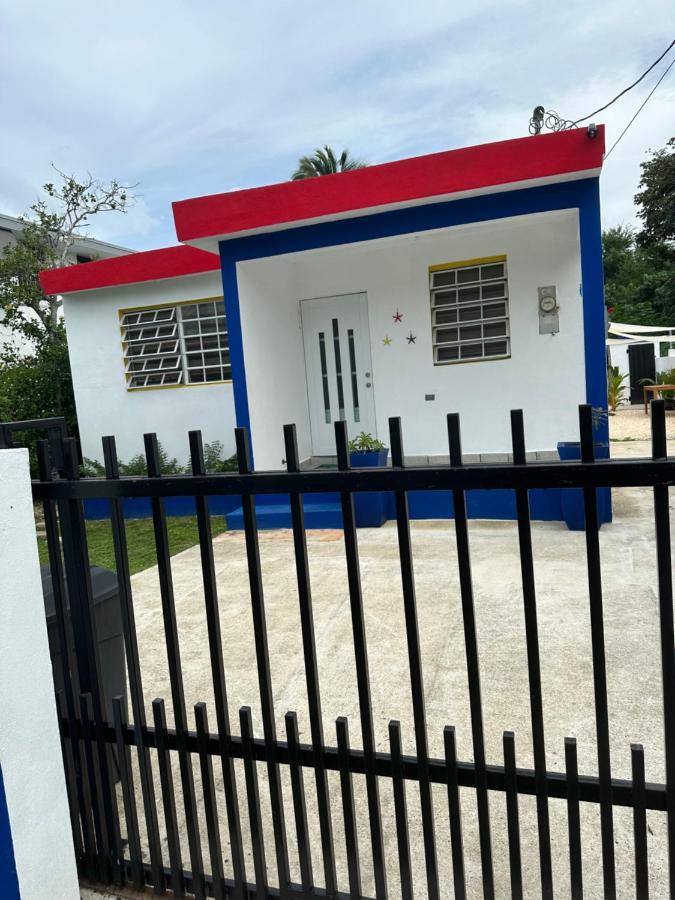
383 335 392 346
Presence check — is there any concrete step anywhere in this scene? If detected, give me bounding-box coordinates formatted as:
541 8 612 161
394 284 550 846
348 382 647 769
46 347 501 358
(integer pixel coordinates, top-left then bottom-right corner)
226 500 343 530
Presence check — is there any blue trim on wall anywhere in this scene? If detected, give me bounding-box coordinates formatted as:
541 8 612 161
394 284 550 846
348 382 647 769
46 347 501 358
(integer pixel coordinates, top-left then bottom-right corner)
220 255 252 442
578 178 609 442
0 766 20 900
218 178 605 449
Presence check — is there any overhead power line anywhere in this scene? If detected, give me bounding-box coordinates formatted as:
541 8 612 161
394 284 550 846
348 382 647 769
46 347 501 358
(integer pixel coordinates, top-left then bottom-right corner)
605 55 675 159
572 38 674 125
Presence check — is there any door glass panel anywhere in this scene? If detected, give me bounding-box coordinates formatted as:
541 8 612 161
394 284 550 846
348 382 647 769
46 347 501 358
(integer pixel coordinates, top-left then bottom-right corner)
318 332 331 424
332 318 345 420
347 328 360 423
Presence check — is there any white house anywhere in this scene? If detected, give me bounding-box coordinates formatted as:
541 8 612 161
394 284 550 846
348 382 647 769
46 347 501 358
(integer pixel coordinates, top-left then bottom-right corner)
40 245 236 464
42 127 608 524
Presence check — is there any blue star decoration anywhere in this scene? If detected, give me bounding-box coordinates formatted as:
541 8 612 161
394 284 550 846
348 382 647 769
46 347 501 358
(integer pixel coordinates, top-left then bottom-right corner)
406 331 416 344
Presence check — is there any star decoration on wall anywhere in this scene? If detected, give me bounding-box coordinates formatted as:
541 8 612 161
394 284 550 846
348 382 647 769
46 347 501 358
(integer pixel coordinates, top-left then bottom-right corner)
383 335 392 346
406 331 417 344
393 309 403 323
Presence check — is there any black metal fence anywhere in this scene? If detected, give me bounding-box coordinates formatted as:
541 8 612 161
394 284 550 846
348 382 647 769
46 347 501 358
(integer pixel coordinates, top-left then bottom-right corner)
30 403 675 899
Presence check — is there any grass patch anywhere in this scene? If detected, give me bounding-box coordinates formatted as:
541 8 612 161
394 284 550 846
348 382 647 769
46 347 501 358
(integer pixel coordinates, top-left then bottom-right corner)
37 515 226 576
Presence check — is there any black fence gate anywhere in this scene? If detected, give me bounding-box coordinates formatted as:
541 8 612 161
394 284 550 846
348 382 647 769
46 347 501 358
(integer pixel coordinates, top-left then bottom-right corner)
31 403 675 899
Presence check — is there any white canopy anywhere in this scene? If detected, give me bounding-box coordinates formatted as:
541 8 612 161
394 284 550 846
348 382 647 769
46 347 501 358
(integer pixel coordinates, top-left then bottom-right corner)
607 322 675 346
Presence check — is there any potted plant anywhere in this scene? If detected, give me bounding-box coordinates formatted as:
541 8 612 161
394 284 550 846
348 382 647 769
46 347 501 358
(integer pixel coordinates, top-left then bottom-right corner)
347 432 390 526
348 431 389 468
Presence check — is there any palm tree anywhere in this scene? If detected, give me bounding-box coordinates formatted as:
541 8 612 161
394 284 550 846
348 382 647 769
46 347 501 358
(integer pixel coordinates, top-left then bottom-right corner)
291 146 366 180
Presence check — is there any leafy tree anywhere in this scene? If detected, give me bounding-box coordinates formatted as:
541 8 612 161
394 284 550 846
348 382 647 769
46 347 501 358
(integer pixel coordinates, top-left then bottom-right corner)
291 146 366 180
0 329 77 473
635 137 675 248
0 169 135 467
603 136 675 327
603 225 675 325
0 167 135 346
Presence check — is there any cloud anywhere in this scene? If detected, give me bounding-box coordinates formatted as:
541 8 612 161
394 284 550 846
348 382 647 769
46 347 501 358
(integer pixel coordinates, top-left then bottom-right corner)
1 0 673 249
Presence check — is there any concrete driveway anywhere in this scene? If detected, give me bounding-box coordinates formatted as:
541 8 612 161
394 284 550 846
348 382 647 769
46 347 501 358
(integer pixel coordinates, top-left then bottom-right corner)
120 439 673 899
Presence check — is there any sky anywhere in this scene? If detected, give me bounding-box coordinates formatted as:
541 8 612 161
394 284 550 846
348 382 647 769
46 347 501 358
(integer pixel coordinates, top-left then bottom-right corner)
1 1 673 251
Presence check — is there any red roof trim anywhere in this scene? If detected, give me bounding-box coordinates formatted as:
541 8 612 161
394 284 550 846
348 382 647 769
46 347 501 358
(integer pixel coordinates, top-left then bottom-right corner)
173 127 605 243
39 244 220 295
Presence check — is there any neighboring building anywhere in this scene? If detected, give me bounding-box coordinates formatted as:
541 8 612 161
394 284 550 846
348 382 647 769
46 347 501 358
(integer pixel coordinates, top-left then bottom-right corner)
608 322 675 404
0 212 131 356
42 127 608 524
0 212 131 261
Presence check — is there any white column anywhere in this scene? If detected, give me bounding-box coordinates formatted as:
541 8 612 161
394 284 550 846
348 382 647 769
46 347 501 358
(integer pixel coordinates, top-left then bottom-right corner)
0 448 79 900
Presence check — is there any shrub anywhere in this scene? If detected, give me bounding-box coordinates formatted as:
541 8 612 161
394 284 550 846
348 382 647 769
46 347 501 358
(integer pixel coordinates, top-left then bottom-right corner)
78 439 237 477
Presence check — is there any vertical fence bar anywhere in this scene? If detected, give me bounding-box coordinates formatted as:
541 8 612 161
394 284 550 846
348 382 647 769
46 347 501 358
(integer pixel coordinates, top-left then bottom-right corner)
389 720 413 900
632 743 649 899
235 428 291 897
55 691 85 872
503 732 523 900
113 697 144 890
650 400 675 895
240 706 268 900
144 433 205 898
579 405 616 898
195 703 226 900
38 442 89 870
189 431 247 899
336 716 362 899
103 435 164 891
388 417 439 900
509 411 553 898
153 699 184 897
283 424 337 895
444 726 466 900
564 737 583 900
285 711 314 893
60 436 122 885
447 414 494 899
80 691 107 883
335 420 387 898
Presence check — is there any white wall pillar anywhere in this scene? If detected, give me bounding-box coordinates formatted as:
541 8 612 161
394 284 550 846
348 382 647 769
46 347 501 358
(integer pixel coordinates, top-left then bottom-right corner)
0 448 79 900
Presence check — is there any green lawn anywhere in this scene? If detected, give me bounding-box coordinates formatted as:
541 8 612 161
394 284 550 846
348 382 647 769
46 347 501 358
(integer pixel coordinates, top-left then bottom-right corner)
37 515 226 576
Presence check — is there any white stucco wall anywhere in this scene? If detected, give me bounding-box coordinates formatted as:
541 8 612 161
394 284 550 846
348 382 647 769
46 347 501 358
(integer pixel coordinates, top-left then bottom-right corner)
63 271 237 465
0 449 79 900
237 209 588 469
608 343 630 380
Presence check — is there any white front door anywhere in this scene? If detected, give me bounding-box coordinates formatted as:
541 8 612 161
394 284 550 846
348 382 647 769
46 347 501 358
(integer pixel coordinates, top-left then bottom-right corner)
301 293 376 456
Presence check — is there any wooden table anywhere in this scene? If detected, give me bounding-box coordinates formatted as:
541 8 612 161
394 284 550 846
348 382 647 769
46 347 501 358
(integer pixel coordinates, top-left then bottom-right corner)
643 384 675 414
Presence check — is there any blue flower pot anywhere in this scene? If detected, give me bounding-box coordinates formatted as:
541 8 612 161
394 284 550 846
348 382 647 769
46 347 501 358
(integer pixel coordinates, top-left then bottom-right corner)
557 441 612 530
350 448 389 526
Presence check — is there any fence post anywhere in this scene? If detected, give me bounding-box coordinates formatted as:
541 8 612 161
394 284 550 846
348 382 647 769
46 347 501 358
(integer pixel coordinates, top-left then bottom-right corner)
0 448 79 900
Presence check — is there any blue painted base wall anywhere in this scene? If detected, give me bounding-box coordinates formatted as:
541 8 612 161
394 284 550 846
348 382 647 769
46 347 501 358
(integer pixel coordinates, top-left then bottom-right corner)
83 495 242 520
224 487 611 530
0 767 20 900
83 486 612 530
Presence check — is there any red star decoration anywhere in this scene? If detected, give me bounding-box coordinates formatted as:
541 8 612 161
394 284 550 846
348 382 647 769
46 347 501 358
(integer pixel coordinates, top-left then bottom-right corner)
393 309 403 323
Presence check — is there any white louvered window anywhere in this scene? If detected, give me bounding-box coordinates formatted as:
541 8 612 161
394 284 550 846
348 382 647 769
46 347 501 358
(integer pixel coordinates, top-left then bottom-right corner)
120 299 230 389
430 258 510 364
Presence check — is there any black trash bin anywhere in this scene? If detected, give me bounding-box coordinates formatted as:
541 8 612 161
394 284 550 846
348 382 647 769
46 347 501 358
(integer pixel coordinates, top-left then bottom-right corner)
41 565 127 722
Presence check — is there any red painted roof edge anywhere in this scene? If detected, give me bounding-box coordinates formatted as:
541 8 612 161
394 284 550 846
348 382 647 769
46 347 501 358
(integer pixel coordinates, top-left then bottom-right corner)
172 126 605 243
39 244 221 295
